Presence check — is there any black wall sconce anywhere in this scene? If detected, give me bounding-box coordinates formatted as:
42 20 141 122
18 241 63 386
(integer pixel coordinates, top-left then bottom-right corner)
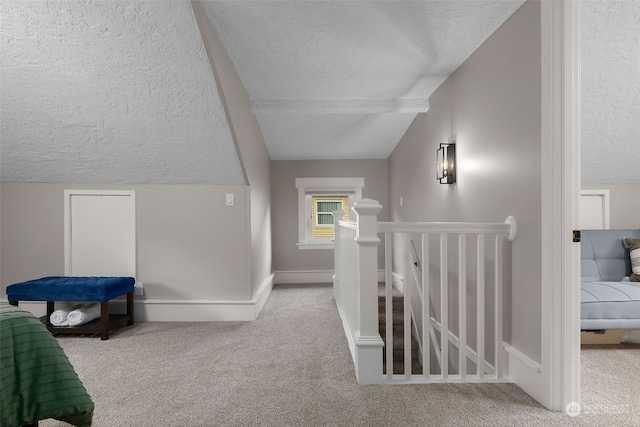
436 143 456 184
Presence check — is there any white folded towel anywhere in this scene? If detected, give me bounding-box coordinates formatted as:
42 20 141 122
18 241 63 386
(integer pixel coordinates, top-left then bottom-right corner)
50 304 84 326
67 303 101 327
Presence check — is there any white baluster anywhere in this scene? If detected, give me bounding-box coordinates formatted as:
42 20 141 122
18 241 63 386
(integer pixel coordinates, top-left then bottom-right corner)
440 233 448 379
494 234 503 379
385 231 393 380
459 233 467 379
422 234 430 380
477 234 485 379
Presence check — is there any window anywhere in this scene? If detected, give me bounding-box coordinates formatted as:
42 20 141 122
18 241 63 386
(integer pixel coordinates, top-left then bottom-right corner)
295 177 364 249
311 195 350 239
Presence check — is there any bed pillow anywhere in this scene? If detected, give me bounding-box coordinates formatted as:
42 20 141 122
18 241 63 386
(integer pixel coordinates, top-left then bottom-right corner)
623 237 640 282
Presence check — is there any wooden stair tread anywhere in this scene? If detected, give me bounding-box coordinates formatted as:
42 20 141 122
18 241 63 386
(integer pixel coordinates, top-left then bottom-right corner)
378 293 423 375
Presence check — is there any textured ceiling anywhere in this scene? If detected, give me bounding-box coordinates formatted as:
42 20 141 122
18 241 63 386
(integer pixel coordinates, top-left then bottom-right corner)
202 0 526 160
581 1 640 184
1 1 637 185
0 0 244 184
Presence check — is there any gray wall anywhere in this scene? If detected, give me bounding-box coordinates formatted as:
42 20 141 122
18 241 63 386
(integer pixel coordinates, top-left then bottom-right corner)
0 183 250 301
1 5 273 306
388 1 541 360
582 184 640 229
193 1 273 298
271 159 389 272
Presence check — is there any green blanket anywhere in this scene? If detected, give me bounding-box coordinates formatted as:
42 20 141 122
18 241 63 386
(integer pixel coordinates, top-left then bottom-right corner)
0 304 94 427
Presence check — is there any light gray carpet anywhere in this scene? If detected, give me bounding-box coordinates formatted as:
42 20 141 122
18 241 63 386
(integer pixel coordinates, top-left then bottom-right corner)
41 284 640 426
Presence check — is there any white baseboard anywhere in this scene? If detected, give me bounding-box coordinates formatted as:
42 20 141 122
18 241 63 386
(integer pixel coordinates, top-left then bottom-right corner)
253 274 274 318
3 274 276 322
133 274 274 321
506 344 548 409
275 270 386 285
275 270 335 284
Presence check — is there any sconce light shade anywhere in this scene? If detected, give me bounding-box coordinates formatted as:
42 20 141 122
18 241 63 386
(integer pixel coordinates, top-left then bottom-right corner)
436 143 456 184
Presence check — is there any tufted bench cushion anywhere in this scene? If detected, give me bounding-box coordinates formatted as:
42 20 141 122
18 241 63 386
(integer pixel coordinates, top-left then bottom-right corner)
6 276 135 303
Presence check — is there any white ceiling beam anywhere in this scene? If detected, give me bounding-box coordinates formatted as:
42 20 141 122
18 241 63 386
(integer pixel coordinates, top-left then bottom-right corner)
250 98 429 114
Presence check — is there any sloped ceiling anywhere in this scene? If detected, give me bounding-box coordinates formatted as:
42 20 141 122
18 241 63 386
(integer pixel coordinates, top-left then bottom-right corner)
581 1 640 184
1 1 638 185
202 0 526 160
0 0 245 184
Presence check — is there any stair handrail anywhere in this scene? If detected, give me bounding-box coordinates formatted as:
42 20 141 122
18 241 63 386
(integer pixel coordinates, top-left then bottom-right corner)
378 218 517 240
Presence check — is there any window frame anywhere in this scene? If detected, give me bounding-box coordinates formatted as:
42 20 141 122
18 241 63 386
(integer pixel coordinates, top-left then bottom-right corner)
295 177 364 250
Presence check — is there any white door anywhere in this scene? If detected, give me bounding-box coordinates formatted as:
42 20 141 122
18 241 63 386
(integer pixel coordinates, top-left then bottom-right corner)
65 190 136 277
580 190 610 230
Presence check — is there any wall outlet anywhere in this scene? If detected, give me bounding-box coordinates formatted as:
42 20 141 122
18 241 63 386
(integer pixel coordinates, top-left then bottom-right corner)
135 283 144 296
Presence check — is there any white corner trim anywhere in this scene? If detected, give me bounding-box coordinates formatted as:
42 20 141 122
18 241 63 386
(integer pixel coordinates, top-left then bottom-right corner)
539 0 581 412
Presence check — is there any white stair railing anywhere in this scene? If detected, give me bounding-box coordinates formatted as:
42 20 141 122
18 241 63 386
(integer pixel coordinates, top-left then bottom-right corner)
333 198 517 384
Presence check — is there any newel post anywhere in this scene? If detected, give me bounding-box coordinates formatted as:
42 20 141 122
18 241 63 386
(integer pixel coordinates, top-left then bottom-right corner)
353 198 384 384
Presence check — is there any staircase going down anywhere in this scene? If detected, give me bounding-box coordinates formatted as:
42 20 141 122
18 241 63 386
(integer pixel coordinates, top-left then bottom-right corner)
378 293 423 375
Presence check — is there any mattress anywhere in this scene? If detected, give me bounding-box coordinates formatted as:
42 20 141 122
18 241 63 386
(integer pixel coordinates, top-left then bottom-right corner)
581 280 640 329
7 276 135 302
0 303 94 427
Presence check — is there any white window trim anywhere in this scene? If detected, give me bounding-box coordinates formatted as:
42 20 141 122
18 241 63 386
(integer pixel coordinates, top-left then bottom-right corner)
295 177 364 249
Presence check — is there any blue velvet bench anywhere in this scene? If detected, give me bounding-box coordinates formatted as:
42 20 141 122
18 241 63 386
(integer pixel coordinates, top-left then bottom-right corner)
7 276 135 340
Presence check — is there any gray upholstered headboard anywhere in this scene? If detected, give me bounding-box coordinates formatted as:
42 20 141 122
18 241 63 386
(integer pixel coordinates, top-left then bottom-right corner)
581 229 640 282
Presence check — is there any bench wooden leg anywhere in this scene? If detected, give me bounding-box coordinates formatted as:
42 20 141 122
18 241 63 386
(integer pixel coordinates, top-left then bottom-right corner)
9 301 18 306
100 301 109 340
46 301 54 327
127 291 134 325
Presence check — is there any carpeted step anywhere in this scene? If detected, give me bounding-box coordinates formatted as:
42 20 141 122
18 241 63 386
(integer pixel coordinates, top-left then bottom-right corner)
378 294 423 375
